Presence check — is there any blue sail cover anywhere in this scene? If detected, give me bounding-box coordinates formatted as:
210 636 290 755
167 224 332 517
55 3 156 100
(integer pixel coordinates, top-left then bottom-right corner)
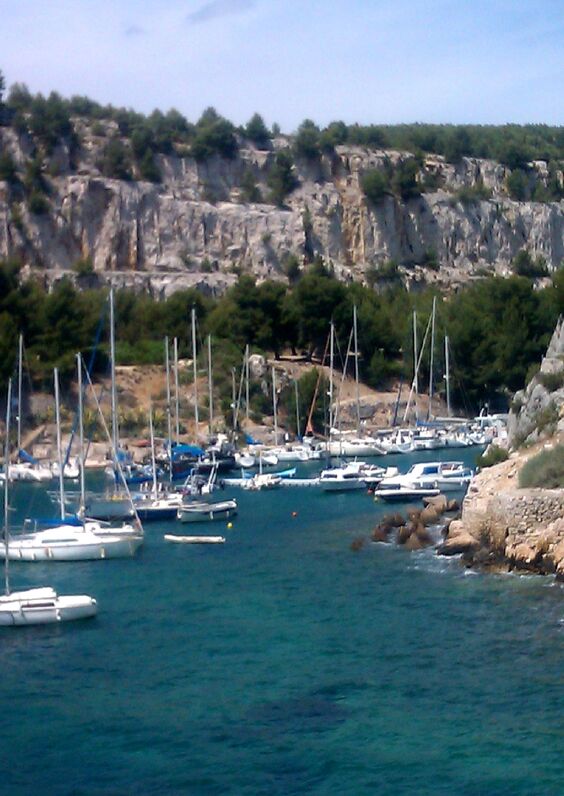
18 449 39 464
171 444 205 459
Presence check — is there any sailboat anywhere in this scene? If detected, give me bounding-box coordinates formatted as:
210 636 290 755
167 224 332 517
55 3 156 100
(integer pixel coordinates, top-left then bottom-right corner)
0 380 98 625
1 367 143 562
133 406 185 521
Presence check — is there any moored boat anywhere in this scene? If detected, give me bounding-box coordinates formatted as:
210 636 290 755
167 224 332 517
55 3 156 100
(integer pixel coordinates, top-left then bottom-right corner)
177 499 238 523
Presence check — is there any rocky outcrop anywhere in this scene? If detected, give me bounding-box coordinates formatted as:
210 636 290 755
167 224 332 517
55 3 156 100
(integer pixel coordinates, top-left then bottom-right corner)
440 319 564 575
440 451 564 574
1 124 563 294
508 316 564 447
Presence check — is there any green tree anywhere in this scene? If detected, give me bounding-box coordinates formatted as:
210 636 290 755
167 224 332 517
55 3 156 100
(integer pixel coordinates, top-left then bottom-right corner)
98 138 132 180
391 159 421 200
361 170 390 204
191 107 238 161
293 119 321 161
245 113 271 149
506 168 528 200
267 151 298 206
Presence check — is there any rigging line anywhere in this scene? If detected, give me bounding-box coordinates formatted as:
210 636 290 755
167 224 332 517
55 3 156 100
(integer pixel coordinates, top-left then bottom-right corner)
333 327 354 433
63 302 109 466
81 356 144 533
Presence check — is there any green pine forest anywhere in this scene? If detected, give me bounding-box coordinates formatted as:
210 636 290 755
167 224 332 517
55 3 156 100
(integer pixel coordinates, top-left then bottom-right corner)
1 258 562 419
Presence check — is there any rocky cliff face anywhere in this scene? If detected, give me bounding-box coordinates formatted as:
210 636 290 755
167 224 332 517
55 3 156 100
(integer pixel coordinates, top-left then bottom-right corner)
441 319 564 576
508 316 564 446
0 122 563 295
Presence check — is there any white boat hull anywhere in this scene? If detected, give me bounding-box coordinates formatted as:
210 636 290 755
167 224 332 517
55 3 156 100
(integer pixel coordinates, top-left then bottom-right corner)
177 500 237 523
0 588 97 625
1 526 143 561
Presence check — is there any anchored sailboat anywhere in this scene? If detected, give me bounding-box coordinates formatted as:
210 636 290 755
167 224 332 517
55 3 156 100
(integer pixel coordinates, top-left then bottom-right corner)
0 380 98 625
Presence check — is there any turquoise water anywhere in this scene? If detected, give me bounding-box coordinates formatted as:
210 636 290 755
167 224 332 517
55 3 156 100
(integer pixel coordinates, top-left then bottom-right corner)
1 450 563 795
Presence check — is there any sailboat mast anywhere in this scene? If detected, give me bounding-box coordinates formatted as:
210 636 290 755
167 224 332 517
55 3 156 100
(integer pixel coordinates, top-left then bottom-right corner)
149 405 158 498
445 335 451 417
109 288 119 458
294 378 300 439
232 368 237 433
207 335 214 434
245 344 250 424
272 366 278 445
353 305 361 434
4 379 12 595
165 336 173 481
329 321 334 437
413 310 418 397
77 354 86 514
428 297 437 419
173 337 180 445
17 334 23 453
191 307 199 432
54 368 65 522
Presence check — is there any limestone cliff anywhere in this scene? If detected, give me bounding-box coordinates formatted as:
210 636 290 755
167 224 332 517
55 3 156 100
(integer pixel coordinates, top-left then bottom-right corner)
0 122 562 295
441 320 564 576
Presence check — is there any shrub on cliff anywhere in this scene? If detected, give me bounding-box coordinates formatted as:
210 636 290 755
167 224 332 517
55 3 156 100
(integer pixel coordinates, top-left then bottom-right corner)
519 445 564 489
361 170 390 204
476 446 509 468
267 151 298 206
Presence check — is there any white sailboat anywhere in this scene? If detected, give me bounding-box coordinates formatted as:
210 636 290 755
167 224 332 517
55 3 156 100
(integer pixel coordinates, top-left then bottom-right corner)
0 380 98 626
132 406 184 521
2 367 143 562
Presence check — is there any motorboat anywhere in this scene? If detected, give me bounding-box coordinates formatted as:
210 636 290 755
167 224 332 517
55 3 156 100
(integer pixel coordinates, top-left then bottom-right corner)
375 461 473 494
374 485 442 502
177 499 238 523
319 463 368 492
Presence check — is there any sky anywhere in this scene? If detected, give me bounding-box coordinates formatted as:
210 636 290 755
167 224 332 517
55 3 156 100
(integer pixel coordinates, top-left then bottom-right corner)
1 0 562 130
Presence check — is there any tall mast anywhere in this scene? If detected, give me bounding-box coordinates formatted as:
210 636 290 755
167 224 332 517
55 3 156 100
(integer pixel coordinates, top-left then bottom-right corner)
245 344 250 424
329 321 334 437
413 310 418 397
173 337 180 445
428 297 437 419
149 405 158 498
77 354 86 516
294 378 300 439
165 336 173 481
17 333 23 453
272 366 278 445
207 334 214 434
191 307 199 432
353 305 361 435
54 368 65 522
109 288 119 458
445 335 451 417
4 379 12 595
231 368 237 433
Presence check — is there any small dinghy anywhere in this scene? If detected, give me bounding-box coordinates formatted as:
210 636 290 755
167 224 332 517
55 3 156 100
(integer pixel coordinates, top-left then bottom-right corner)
177 499 238 523
164 534 226 544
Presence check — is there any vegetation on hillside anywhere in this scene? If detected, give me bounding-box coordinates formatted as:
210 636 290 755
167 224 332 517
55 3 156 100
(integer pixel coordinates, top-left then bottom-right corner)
519 445 564 489
0 257 561 414
1 68 563 207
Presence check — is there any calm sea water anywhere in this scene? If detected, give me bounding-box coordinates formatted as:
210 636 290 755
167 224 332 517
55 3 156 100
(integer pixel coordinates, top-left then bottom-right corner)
1 449 563 796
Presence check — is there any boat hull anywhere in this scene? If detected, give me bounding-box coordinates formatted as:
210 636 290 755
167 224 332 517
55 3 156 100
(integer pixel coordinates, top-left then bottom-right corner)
1 535 143 561
0 588 97 625
177 501 237 523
